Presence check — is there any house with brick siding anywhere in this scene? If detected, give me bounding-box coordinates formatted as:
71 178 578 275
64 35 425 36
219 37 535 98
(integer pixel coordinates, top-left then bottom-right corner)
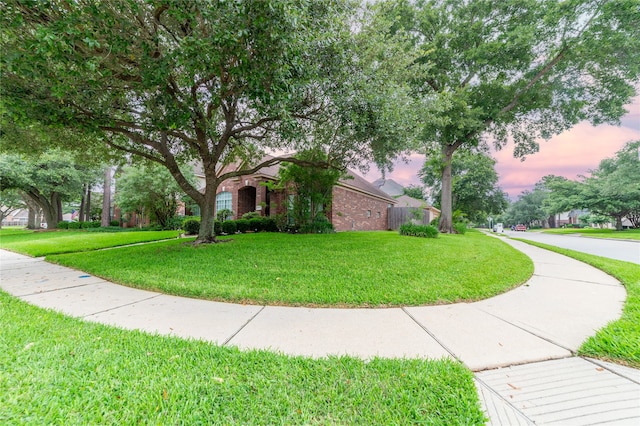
194 158 397 231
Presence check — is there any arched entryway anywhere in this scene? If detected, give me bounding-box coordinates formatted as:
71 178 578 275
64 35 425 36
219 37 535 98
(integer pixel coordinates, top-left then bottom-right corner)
237 186 256 218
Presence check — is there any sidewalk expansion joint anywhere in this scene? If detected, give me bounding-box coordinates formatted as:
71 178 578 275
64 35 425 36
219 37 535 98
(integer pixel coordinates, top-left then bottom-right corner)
473 376 535 425
222 305 266 346
81 294 163 319
531 273 623 288
400 307 459 361
16 281 103 298
584 357 640 385
478 308 575 355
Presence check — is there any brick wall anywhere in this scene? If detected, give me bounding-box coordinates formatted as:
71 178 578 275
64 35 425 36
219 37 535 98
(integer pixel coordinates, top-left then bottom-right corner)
330 186 391 231
217 177 283 218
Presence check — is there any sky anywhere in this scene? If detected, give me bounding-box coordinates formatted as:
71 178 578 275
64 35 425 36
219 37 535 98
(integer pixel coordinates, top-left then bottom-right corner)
362 97 640 200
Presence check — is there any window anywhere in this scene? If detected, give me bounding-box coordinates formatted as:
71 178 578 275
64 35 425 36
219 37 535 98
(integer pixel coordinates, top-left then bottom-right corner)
367 210 371 218
377 211 381 218
216 191 232 213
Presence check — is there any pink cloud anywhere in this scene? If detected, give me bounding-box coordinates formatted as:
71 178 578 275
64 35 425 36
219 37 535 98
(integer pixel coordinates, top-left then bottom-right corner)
365 97 640 200
494 119 640 198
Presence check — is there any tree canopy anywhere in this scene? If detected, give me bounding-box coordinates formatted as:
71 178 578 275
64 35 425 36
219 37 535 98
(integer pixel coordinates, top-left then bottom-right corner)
545 140 640 229
1 0 415 243
420 148 508 224
115 162 194 229
501 180 551 228
375 0 640 232
0 150 97 227
276 149 342 233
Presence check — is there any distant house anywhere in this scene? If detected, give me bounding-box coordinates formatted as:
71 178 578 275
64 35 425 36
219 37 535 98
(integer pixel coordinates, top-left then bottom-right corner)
195 157 397 231
372 178 405 197
1 208 29 227
549 209 587 228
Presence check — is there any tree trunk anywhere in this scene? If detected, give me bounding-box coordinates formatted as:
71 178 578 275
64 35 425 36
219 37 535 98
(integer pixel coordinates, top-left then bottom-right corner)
615 216 623 231
101 167 111 227
196 187 218 243
42 193 62 228
84 184 91 222
79 183 87 223
438 145 455 233
27 206 36 229
23 195 39 229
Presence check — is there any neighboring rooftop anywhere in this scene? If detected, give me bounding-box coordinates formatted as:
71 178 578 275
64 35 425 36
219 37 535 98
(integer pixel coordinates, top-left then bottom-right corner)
372 178 404 197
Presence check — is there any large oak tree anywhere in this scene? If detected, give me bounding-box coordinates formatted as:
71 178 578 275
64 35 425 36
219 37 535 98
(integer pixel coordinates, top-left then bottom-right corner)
1 0 414 243
376 0 640 232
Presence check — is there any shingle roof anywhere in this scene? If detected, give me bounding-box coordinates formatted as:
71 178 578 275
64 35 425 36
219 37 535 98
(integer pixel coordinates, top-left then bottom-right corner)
219 155 396 203
372 178 405 197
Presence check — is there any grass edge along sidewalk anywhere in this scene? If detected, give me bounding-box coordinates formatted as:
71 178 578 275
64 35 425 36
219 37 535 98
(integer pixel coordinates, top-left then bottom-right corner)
514 239 640 368
42 231 533 308
0 291 485 425
0 229 181 257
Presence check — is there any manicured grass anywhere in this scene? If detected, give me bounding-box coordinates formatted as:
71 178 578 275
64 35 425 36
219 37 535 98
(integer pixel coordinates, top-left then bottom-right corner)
0 291 485 424
47 230 533 307
0 227 30 236
514 239 640 368
0 229 180 257
541 228 640 241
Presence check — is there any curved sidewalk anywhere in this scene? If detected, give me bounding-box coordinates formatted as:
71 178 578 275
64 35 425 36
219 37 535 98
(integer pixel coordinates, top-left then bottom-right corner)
0 238 626 371
3 238 640 425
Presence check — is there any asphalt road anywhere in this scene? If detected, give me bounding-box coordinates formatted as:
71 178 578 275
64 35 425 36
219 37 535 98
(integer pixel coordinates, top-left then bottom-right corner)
502 230 640 264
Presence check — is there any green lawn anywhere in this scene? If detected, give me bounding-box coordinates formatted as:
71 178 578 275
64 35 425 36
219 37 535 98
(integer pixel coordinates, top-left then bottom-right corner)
0 229 180 257
541 228 640 241
45 230 533 307
514 239 640 368
0 291 485 425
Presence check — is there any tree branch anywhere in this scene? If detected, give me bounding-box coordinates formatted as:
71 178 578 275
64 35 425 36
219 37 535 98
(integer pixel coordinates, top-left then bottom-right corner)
217 156 336 182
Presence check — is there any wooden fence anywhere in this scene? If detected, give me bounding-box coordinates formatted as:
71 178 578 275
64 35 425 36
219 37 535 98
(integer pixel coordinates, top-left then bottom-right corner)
387 207 433 230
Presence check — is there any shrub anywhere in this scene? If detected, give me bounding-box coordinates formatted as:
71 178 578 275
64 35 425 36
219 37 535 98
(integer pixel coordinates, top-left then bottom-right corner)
57 221 69 229
221 220 237 234
262 217 279 233
79 221 90 229
249 217 264 232
216 209 233 221
399 223 438 238
453 222 467 235
242 211 261 220
90 221 101 228
214 220 222 236
164 216 184 230
235 219 250 233
182 218 200 235
299 216 334 234
430 217 439 226
109 220 120 227
68 221 81 229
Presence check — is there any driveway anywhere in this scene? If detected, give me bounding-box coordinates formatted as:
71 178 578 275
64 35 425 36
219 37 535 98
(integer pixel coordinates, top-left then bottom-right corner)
504 230 640 264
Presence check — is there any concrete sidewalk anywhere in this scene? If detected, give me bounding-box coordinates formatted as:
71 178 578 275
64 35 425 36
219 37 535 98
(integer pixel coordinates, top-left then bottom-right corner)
1 238 639 425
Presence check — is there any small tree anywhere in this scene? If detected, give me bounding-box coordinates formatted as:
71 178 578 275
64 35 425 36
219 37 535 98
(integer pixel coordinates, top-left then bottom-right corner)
115 163 193 229
277 150 343 232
